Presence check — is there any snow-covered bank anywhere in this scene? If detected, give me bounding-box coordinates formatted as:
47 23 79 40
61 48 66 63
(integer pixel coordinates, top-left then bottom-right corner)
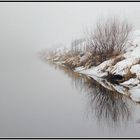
40 30 140 102
73 30 140 102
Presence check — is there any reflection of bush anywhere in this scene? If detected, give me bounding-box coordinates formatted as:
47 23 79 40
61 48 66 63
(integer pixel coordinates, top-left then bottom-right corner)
46 62 134 127
87 83 132 127
76 75 133 128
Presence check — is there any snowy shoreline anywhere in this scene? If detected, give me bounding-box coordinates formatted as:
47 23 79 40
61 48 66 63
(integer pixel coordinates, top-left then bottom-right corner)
40 30 140 102
73 31 140 102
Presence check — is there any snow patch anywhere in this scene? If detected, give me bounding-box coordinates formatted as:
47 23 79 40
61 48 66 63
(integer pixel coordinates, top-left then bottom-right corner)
110 57 140 75
129 88 140 102
120 78 140 87
130 64 140 79
74 66 86 72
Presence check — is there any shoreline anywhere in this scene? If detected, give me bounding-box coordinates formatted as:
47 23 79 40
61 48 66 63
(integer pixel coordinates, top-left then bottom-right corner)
40 30 140 102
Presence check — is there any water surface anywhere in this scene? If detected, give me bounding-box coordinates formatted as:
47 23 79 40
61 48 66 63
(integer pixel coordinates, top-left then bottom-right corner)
1 2 140 137
1 48 140 137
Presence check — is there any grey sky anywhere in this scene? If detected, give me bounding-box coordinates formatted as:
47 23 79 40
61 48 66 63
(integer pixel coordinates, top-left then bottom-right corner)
0 2 140 51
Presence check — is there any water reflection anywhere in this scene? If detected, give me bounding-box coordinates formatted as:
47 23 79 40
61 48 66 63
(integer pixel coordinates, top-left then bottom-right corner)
45 61 137 128
86 83 132 127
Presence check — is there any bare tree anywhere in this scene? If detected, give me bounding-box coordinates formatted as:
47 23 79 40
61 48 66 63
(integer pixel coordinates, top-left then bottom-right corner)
85 17 132 62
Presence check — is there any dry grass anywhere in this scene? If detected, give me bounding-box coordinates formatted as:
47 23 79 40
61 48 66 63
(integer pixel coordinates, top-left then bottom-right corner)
43 17 133 70
123 70 137 82
111 55 125 66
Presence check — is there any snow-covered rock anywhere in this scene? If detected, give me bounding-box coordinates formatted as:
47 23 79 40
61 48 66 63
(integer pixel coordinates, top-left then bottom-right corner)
76 30 140 78
78 66 108 78
130 64 140 79
43 30 140 103
112 57 140 75
120 78 140 87
74 66 86 72
73 30 140 102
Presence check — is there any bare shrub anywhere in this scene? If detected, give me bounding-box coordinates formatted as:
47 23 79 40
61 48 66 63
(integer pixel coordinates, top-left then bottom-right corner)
42 17 133 69
56 38 86 68
70 38 86 56
85 17 132 63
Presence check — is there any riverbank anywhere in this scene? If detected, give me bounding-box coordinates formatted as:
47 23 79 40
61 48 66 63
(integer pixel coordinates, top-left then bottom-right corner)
40 30 140 102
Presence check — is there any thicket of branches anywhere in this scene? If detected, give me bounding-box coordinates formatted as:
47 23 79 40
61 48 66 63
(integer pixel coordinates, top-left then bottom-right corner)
45 17 133 69
85 17 132 63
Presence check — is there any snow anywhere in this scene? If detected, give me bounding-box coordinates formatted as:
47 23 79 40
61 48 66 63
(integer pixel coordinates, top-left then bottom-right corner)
130 64 140 79
74 66 86 72
44 30 140 103
78 66 108 78
97 59 114 71
110 57 140 75
73 30 140 102
109 31 140 76
129 88 140 102
128 46 140 58
120 78 140 87
76 59 114 78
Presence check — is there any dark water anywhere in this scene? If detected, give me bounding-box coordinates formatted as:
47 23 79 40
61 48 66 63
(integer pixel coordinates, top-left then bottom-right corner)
1 49 140 137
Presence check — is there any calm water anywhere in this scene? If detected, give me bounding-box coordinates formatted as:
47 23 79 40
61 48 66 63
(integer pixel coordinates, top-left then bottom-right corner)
1 2 140 137
1 48 140 137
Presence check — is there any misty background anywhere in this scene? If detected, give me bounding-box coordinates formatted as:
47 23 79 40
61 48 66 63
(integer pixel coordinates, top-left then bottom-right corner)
1 2 140 137
1 2 140 52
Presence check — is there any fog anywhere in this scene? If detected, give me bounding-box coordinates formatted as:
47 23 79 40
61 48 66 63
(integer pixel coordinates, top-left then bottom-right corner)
1 2 140 52
1 2 140 137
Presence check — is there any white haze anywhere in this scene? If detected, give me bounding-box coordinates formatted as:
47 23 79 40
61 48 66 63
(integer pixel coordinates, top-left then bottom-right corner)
1 2 140 137
0 2 140 52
